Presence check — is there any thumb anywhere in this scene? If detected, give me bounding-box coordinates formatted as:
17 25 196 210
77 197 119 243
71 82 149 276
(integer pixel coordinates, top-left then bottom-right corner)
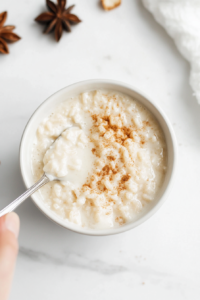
0 213 20 300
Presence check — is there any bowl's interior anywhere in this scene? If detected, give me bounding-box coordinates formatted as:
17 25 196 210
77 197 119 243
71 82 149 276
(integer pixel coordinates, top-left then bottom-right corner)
20 80 176 235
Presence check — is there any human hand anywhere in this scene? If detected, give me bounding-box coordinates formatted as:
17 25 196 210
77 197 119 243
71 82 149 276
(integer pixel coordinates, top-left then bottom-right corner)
0 213 20 300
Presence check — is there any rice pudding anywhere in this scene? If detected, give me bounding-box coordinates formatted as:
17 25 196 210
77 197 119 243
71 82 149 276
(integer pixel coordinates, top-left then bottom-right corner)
32 90 167 229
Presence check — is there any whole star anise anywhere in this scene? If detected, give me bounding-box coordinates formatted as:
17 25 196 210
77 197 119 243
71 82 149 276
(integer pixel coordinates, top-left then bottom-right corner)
35 0 81 42
0 11 21 54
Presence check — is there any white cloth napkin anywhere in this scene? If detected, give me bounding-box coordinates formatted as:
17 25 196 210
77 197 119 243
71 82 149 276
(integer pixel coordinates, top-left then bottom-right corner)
142 0 200 104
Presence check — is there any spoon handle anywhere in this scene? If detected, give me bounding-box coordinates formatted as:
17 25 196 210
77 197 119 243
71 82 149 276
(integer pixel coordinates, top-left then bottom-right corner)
0 174 49 218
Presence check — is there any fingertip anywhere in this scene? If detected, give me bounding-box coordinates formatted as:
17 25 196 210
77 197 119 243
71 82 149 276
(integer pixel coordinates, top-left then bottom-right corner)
5 213 20 238
0 213 20 300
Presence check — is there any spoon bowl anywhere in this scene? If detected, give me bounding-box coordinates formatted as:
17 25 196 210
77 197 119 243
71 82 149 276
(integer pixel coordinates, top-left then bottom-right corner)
0 125 79 218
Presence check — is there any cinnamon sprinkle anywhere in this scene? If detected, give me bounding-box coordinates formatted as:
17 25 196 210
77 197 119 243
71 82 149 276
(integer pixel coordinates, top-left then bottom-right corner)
107 156 115 161
82 110 151 205
121 174 131 182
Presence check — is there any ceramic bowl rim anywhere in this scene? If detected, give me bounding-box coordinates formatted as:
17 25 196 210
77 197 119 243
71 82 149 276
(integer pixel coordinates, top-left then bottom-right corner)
19 79 177 236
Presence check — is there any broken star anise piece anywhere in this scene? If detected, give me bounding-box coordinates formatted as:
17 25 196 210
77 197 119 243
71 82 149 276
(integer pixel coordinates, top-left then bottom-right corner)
0 11 21 54
35 0 81 42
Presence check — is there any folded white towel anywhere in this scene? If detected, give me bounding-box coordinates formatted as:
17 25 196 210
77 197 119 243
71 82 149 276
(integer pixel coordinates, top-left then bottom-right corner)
142 0 200 104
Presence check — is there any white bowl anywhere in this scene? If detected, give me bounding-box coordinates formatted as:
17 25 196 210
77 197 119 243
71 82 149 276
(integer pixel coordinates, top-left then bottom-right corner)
20 79 177 236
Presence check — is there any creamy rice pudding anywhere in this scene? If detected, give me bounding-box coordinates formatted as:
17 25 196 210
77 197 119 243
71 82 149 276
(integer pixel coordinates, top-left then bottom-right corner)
32 90 167 229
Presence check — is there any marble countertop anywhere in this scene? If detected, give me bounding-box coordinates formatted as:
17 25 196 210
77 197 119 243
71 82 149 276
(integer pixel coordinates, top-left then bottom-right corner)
1 0 200 299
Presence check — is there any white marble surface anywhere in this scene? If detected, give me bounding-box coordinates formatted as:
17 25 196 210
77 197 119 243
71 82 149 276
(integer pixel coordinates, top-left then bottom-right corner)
1 0 200 299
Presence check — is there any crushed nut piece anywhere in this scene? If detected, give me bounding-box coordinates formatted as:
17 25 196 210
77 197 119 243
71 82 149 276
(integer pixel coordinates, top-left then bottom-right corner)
101 0 121 11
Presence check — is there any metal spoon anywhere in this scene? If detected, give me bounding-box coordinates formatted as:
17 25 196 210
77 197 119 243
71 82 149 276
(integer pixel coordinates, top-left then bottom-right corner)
0 125 79 218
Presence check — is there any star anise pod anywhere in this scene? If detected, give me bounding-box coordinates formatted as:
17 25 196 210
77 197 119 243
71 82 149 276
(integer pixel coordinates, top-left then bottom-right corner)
35 0 81 42
0 11 21 54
